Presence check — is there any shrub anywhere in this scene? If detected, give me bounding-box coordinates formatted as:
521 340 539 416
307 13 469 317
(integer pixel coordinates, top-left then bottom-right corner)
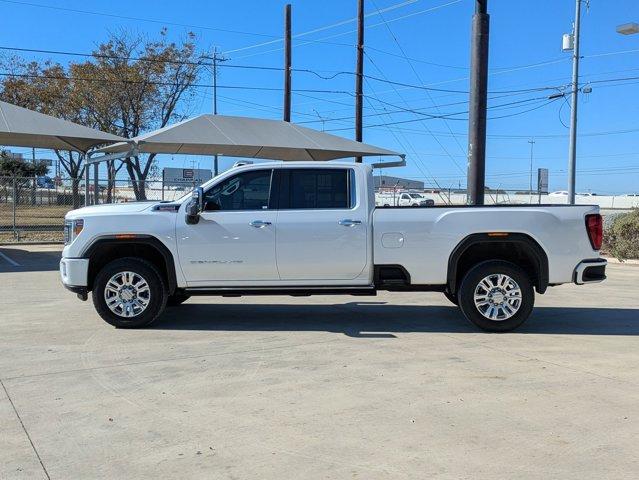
603 209 639 261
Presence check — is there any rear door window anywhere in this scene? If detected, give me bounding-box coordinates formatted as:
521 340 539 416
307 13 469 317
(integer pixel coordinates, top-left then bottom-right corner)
277 168 353 210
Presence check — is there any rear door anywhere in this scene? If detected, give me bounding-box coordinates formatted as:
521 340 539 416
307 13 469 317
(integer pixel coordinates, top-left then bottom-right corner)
274 167 368 281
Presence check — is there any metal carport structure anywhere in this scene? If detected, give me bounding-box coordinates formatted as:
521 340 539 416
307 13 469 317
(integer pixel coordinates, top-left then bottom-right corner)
0 100 127 205
94 114 403 162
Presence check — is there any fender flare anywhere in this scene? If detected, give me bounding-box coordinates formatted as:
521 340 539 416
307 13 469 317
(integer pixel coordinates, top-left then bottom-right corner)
81 235 178 294
447 233 549 295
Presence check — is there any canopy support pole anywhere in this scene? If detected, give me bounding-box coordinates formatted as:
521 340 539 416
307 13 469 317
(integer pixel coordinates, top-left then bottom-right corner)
85 145 137 206
94 163 99 205
84 164 90 207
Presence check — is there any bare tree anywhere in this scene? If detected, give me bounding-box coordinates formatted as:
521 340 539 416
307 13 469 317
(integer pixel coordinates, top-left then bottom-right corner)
1 29 206 201
82 29 204 199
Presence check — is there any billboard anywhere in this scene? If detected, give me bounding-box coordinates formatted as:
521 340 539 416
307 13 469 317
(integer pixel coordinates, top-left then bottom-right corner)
537 168 549 194
163 168 212 187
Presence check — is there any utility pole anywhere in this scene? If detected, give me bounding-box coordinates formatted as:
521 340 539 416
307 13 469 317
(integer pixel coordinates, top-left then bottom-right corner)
283 4 292 122
208 48 228 176
567 0 582 204
467 0 490 205
528 139 535 203
354 0 364 162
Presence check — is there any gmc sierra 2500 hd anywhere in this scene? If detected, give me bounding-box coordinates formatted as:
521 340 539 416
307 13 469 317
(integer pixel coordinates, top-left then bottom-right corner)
60 162 606 332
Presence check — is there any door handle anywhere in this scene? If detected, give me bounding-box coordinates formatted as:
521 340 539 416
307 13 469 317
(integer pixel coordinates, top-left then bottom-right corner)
338 219 362 227
249 220 272 228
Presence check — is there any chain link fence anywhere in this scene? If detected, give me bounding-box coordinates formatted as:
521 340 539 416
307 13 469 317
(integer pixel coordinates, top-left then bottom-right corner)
0 176 189 242
2 175 638 243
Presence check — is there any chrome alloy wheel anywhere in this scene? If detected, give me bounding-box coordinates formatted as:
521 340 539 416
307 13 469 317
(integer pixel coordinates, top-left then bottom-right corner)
473 273 522 321
104 271 151 318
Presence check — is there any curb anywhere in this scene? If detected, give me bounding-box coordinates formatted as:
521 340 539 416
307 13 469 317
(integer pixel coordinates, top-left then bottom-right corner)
0 242 63 247
603 256 639 265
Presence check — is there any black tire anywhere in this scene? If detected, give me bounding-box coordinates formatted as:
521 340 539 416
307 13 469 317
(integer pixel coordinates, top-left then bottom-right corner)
443 290 458 306
167 293 191 307
458 260 534 332
92 257 167 328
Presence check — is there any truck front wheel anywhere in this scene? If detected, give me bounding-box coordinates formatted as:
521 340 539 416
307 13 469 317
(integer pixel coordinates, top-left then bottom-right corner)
458 260 534 332
92 257 168 328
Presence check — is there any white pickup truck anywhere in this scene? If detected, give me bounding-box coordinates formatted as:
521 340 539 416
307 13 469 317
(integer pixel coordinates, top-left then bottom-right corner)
60 162 607 332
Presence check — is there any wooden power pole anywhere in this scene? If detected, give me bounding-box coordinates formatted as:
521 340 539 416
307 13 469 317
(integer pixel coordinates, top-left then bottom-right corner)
467 0 490 205
355 0 364 162
283 4 292 122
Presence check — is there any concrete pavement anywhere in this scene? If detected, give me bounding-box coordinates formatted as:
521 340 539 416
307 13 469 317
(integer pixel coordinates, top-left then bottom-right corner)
1 245 638 479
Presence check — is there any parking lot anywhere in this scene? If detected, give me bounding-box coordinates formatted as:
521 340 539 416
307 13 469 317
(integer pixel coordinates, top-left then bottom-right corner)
1 244 638 479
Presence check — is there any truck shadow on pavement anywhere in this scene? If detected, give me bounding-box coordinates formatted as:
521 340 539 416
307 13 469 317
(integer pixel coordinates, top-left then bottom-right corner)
0 247 61 272
152 302 639 336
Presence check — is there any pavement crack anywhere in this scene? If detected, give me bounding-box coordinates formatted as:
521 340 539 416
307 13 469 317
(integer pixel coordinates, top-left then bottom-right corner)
0 379 51 480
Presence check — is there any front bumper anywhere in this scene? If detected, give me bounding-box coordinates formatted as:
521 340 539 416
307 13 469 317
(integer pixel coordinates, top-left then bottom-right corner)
60 257 89 288
574 258 607 285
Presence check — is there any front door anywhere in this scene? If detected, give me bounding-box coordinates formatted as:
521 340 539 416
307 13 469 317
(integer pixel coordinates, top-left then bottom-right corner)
176 168 278 284
274 167 368 281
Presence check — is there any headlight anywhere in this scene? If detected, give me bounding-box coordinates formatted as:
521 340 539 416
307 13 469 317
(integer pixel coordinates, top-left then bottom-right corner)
64 219 84 245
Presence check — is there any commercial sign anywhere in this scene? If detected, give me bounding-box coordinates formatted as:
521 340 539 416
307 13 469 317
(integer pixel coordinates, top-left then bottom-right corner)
537 168 549 194
163 168 212 187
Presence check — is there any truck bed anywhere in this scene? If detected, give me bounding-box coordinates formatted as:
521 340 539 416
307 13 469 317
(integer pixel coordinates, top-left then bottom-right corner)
372 205 599 285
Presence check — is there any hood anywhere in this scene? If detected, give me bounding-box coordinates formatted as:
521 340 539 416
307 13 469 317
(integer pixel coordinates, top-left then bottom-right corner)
65 201 158 219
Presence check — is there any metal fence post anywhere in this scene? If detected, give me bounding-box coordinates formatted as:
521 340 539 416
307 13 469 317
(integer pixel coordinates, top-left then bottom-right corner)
12 178 17 236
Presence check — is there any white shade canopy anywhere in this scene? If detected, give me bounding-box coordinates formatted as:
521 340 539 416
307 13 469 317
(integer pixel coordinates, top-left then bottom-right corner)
95 114 402 161
0 100 126 152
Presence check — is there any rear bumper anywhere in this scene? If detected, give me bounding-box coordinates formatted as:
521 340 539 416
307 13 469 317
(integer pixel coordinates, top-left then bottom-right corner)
60 257 89 288
574 259 607 285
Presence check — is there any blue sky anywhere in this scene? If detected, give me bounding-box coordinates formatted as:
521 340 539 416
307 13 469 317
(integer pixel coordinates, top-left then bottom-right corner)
2 0 639 193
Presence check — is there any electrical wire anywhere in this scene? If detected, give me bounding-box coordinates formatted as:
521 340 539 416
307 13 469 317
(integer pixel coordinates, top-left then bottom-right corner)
0 71 355 95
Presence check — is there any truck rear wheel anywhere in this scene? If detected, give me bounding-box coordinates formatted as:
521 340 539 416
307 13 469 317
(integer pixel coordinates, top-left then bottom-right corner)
92 257 167 328
458 260 534 332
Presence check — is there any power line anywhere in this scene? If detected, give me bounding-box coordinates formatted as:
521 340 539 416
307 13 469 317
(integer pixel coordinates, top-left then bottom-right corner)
368 0 469 160
324 96 559 131
225 0 420 54
362 51 465 173
0 45 584 97
232 0 464 60
0 71 355 95
0 0 282 38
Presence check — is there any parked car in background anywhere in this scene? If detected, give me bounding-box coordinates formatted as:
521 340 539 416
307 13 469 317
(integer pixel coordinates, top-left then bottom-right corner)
36 175 55 189
376 191 435 207
548 190 568 197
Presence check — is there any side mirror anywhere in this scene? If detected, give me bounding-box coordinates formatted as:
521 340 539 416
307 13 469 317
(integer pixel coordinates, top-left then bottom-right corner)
185 187 204 224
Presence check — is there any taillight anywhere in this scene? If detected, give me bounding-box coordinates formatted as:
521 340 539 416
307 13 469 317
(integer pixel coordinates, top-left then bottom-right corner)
585 214 603 250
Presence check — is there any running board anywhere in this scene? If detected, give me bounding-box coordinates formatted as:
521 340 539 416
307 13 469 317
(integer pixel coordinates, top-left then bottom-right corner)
184 286 377 297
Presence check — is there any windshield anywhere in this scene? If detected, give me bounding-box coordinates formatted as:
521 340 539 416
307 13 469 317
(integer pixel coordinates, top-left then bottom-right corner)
409 193 423 198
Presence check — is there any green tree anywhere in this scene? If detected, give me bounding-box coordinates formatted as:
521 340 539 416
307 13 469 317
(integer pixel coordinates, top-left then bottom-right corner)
0 150 49 205
0 151 48 177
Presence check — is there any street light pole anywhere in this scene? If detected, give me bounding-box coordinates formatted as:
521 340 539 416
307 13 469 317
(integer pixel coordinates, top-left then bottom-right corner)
567 0 582 205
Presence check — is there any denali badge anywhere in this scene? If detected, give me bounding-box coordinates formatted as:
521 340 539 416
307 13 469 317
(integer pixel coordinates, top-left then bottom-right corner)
190 260 243 264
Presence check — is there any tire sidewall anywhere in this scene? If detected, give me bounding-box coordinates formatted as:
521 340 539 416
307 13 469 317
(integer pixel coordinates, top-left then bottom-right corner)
92 257 167 328
458 260 534 332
